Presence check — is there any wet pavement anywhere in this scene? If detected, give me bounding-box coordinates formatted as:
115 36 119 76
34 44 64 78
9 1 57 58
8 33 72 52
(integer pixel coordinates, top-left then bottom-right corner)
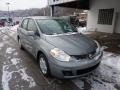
0 27 78 90
0 26 120 90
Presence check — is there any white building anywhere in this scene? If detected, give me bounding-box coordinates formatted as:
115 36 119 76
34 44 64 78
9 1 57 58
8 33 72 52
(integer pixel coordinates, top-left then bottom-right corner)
87 0 120 33
48 0 120 33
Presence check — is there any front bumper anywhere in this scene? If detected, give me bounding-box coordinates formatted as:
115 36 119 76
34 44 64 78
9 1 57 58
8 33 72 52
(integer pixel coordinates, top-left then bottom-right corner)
49 51 103 79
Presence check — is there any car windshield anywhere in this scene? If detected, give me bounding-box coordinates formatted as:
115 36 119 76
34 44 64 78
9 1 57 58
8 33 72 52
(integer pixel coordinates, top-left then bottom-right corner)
36 19 77 35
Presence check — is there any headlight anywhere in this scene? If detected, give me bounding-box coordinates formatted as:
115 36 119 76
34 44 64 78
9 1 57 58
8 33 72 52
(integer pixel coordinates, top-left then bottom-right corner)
50 48 70 62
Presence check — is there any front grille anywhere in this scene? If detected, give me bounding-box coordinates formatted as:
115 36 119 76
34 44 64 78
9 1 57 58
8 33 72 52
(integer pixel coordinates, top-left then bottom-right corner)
71 51 96 60
77 63 100 75
62 70 73 76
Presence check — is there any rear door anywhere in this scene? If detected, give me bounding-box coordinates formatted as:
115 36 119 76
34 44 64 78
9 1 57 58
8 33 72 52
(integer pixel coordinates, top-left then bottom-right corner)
17 19 29 48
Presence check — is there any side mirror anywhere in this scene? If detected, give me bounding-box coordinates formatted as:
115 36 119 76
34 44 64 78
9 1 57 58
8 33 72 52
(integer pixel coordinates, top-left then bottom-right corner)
27 31 35 36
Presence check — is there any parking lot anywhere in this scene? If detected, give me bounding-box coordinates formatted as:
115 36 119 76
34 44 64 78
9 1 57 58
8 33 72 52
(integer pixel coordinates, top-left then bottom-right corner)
0 26 120 90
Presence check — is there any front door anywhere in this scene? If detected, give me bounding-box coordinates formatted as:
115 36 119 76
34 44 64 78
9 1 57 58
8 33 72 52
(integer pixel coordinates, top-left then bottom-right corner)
25 19 40 56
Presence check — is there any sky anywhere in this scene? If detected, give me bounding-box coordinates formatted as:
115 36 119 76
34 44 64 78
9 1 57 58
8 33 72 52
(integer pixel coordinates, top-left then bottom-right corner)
0 0 48 11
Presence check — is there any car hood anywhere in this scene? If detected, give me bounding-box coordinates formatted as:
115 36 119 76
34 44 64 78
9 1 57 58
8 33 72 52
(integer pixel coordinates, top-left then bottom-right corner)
45 33 97 55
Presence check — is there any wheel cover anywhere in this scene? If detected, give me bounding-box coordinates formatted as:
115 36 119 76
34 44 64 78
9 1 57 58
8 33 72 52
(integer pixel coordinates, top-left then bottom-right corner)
39 57 47 74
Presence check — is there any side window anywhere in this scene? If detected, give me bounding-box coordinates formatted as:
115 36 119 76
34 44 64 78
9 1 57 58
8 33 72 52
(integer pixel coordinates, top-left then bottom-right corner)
27 19 38 32
21 19 28 29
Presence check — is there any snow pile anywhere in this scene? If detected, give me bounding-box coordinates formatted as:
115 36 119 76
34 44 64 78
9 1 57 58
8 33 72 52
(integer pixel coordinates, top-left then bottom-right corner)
10 25 19 32
9 25 18 40
6 47 16 54
0 26 18 41
77 27 93 34
77 27 86 33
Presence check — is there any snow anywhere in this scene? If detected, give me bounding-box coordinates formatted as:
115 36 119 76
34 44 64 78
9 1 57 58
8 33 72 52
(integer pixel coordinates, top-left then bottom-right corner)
19 68 36 88
1 26 36 90
77 27 87 33
90 77 117 90
2 26 120 89
11 58 20 65
7 56 11 59
77 27 93 34
13 52 18 56
101 46 108 50
2 65 36 90
10 25 19 32
9 25 18 36
102 52 120 70
2 58 36 90
72 51 120 90
71 79 84 89
2 35 8 41
2 64 12 90
6 47 15 54
0 26 9 31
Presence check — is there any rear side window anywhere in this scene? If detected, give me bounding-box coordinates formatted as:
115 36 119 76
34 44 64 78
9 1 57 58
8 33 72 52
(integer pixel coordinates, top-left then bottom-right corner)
21 19 28 29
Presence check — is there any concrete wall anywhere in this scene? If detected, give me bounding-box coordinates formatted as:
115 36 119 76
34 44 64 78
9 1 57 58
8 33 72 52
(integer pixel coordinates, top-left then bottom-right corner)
87 0 120 33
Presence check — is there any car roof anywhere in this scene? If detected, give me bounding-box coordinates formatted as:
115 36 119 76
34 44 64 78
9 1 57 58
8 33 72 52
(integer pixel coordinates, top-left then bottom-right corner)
23 16 62 20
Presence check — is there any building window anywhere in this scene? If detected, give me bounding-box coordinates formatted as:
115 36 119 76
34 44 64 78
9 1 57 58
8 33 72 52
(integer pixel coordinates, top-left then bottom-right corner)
98 8 114 25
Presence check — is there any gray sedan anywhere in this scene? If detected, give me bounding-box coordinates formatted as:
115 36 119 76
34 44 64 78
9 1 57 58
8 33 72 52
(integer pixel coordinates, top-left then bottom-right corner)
17 17 103 79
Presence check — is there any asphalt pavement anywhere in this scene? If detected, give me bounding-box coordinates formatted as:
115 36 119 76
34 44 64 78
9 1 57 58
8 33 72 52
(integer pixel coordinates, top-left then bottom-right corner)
0 26 120 90
0 27 79 90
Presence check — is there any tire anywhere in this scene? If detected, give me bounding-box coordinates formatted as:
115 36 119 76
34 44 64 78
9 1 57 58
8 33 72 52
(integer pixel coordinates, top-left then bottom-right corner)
18 38 24 50
38 54 51 77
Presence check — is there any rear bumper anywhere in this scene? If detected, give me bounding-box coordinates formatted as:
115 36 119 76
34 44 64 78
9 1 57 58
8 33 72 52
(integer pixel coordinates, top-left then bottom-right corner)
49 51 103 79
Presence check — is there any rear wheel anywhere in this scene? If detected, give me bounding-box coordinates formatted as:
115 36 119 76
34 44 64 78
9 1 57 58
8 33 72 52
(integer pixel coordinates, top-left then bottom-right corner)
38 54 50 77
18 38 24 50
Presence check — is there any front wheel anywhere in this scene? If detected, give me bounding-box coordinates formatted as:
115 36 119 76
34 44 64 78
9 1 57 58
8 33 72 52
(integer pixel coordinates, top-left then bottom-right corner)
39 54 51 77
